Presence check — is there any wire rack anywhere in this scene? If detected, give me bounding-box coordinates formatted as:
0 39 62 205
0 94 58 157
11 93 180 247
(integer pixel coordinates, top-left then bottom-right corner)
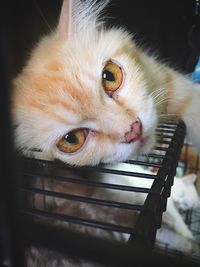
3 119 198 266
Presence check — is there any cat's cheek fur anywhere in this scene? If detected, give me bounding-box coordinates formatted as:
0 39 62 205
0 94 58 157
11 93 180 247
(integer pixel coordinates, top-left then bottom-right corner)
102 143 141 164
13 0 200 166
52 135 142 166
53 139 153 166
52 137 129 166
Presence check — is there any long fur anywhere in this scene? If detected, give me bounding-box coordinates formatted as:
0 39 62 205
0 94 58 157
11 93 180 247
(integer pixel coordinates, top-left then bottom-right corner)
11 2 200 263
11 1 200 164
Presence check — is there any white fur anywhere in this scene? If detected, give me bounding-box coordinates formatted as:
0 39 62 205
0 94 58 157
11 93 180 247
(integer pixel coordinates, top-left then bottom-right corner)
12 0 200 167
97 163 200 239
13 26 157 165
171 174 200 210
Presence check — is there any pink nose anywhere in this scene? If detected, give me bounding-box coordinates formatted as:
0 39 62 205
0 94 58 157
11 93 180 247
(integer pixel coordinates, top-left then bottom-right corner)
124 120 142 143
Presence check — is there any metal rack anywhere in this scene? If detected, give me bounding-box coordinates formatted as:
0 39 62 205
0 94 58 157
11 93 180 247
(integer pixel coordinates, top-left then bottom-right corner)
5 119 198 266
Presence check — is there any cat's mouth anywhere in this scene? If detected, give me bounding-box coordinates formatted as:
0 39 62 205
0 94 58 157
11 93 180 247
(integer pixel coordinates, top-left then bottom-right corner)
123 119 144 144
121 119 150 150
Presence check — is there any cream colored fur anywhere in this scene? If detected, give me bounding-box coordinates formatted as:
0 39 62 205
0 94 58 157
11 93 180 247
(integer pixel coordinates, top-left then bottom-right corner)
12 0 200 167
98 164 200 239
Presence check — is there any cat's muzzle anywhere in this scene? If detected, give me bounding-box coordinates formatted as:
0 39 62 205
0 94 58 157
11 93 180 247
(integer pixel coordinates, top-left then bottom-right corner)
124 119 143 144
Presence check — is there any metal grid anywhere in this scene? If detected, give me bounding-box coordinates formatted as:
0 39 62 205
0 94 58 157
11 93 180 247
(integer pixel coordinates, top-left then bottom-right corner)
179 208 200 249
11 120 198 266
153 140 200 265
155 205 200 265
177 141 200 243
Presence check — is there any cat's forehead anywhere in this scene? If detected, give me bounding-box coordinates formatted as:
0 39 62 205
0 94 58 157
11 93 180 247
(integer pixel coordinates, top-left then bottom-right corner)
15 28 144 129
25 30 136 101
33 29 135 72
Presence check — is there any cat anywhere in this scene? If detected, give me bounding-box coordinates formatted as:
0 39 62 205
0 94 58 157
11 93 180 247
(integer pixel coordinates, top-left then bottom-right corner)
11 0 200 167
31 161 200 240
96 164 200 239
10 0 200 263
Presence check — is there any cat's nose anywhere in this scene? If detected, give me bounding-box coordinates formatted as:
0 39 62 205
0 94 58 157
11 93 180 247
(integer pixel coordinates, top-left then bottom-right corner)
124 119 142 143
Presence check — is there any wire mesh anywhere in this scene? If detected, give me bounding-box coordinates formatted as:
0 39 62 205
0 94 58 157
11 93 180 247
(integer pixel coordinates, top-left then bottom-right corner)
11 119 200 266
1 115 200 266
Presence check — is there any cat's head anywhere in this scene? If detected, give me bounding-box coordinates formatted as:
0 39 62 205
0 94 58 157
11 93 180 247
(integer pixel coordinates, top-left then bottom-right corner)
172 174 200 210
12 0 157 166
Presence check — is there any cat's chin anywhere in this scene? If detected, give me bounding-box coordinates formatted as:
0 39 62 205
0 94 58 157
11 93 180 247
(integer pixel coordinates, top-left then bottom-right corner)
102 135 155 164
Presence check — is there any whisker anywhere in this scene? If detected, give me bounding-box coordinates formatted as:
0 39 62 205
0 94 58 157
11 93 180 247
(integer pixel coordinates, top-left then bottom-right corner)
150 88 169 107
34 0 53 33
152 93 167 103
150 88 167 99
154 97 171 107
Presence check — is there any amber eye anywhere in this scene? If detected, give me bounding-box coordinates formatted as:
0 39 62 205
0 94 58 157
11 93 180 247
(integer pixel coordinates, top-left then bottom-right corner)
57 129 89 153
102 61 123 93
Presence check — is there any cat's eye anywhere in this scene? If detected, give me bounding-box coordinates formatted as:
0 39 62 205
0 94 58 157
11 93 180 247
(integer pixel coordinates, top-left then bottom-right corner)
102 61 123 93
57 128 89 153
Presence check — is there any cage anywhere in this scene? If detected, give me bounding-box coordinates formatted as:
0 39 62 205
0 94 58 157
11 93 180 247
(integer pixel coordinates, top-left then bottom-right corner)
1 1 200 266
1 118 200 266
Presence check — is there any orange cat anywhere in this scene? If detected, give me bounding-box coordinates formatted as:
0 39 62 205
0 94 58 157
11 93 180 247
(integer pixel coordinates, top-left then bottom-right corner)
12 0 200 166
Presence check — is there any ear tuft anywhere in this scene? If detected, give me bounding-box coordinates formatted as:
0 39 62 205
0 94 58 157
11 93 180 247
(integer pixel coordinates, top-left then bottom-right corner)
57 0 82 39
57 0 71 38
57 0 109 40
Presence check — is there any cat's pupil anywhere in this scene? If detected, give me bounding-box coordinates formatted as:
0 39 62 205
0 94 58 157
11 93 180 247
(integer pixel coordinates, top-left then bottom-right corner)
64 132 77 144
103 70 115 82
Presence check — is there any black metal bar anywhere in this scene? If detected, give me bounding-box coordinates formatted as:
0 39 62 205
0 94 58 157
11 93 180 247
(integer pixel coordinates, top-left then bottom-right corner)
13 120 188 264
128 120 186 249
21 208 134 234
22 220 200 267
20 187 145 211
22 175 152 193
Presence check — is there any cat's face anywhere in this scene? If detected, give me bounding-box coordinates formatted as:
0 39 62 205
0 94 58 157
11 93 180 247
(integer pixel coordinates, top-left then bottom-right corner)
12 1 157 166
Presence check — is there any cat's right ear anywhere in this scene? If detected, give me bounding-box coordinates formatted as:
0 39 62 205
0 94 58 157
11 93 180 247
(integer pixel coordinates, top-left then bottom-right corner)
57 0 82 39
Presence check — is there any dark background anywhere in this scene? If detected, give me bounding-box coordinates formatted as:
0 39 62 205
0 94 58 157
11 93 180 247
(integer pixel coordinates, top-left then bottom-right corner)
1 0 200 79
0 1 199 264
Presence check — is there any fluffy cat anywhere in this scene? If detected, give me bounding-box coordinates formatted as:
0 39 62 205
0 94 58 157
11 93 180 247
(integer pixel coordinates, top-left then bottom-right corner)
12 0 200 166
32 161 200 240
97 164 200 239
11 0 200 263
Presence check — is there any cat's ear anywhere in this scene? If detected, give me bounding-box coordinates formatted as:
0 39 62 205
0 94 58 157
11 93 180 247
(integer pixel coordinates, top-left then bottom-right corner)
57 0 82 39
182 174 197 184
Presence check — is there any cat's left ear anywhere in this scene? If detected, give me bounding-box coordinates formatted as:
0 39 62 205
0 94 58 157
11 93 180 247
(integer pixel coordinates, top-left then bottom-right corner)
182 173 197 184
57 0 81 39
